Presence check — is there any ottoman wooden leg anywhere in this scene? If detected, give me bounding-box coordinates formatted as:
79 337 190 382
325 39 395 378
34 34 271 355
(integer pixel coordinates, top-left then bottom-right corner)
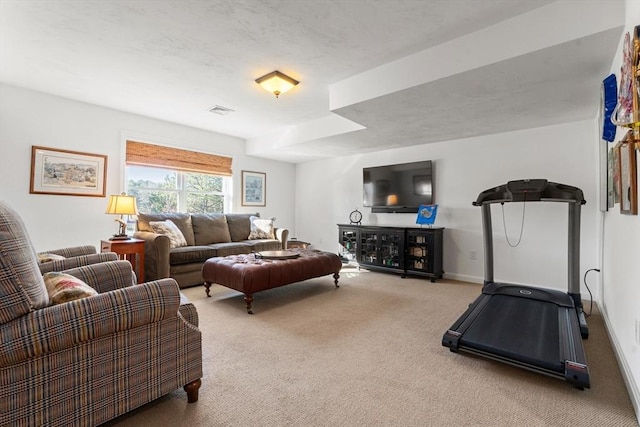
204 282 212 297
244 294 254 314
333 272 340 288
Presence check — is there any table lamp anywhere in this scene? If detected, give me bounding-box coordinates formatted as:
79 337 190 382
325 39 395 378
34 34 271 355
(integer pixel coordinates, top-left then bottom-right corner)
105 193 138 240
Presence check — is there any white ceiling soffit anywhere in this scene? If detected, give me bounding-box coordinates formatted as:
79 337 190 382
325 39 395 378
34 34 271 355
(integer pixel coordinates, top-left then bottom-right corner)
0 1 626 164
246 1 625 162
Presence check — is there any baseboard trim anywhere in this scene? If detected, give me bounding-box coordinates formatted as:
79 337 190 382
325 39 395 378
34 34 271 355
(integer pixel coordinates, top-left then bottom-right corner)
442 272 482 284
600 303 640 423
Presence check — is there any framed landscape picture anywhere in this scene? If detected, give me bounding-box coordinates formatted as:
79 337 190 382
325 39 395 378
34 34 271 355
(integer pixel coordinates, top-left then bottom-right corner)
30 146 107 197
241 170 266 206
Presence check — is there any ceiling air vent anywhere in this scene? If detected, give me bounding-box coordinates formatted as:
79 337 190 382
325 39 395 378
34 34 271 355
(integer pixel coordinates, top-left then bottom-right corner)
209 105 234 116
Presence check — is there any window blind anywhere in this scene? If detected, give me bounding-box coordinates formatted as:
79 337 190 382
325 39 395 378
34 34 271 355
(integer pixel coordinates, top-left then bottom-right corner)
126 140 232 176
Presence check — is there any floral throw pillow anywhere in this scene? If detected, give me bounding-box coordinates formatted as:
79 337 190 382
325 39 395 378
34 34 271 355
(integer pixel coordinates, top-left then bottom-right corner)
149 219 188 248
248 216 275 240
43 272 98 305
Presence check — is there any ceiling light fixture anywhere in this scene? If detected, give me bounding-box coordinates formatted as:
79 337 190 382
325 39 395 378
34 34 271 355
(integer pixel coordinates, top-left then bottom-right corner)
255 70 299 98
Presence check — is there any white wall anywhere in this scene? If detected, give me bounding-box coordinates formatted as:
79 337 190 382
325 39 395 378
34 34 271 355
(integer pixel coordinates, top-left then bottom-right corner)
0 84 296 251
599 0 640 417
296 119 600 294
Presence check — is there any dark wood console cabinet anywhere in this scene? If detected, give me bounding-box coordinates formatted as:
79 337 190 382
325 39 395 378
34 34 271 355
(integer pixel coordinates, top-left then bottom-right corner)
337 224 444 282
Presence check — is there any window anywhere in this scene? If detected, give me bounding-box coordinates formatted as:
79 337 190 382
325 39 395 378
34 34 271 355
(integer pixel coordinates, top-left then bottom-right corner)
124 140 233 214
126 165 229 214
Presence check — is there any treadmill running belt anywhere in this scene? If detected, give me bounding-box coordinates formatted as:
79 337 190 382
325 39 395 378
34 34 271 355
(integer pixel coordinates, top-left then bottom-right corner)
460 295 561 372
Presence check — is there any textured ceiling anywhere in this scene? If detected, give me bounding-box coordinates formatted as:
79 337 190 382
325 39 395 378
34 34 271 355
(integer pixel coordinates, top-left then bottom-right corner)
0 0 625 163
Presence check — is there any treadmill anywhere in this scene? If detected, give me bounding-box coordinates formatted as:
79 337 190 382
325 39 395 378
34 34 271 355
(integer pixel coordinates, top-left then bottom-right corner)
442 179 590 389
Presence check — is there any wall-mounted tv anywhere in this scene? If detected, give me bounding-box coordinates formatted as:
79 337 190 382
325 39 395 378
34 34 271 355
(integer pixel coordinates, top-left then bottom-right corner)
363 160 433 213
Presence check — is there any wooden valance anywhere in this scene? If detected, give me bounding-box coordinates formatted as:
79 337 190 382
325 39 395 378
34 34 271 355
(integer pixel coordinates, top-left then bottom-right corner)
126 141 232 176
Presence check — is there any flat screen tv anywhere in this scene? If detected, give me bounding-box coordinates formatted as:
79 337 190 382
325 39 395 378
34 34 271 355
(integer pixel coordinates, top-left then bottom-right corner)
363 160 433 213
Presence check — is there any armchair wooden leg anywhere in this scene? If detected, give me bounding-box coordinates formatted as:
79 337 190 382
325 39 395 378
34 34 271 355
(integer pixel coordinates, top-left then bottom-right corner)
184 379 202 403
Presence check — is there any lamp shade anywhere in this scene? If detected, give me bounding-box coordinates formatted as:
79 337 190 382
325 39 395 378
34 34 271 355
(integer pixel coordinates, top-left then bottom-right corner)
105 194 138 215
255 70 299 98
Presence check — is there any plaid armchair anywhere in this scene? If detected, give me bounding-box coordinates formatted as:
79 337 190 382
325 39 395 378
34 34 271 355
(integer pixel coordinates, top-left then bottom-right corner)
37 244 119 274
37 244 147 288
0 201 202 427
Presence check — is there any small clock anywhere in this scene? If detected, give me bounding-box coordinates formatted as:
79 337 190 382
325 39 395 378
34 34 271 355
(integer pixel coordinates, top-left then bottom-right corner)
349 208 362 225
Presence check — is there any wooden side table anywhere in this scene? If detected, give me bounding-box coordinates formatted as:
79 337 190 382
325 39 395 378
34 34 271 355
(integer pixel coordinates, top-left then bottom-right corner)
101 238 145 283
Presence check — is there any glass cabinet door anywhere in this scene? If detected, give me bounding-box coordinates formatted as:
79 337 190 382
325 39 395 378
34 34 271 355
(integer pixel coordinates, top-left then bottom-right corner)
379 231 402 268
359 230 378 265
405 232 432 271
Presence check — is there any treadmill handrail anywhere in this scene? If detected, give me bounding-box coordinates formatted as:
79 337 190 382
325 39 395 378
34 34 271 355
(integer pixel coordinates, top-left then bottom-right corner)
473 197 585 206
473 180 586 206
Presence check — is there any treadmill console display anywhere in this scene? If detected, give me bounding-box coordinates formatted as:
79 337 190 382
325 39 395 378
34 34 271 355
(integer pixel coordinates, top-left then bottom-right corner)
506 179 548 202
506 179 548 193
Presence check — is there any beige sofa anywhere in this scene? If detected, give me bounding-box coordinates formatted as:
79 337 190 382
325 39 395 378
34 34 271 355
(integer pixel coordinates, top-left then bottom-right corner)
134 212 288 288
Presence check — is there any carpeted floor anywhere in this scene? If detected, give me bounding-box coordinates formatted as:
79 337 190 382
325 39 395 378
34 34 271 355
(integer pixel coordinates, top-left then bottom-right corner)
103 265 638 426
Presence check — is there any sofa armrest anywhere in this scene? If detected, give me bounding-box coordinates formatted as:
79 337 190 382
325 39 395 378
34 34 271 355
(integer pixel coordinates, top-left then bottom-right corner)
133 231 171 281
274 228 289 250
38 245 97 258
0 278 181 367
62 260 136 292
39 252 119 274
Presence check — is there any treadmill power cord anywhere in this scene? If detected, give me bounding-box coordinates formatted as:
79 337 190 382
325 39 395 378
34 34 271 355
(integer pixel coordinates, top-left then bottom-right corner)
582 268 599 317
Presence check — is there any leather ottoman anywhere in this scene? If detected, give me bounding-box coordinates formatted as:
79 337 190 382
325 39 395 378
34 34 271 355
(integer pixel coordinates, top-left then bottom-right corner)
201 250 342 313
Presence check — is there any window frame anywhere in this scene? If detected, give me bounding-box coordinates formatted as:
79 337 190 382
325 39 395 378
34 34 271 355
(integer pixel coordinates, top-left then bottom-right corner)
125 165 231 214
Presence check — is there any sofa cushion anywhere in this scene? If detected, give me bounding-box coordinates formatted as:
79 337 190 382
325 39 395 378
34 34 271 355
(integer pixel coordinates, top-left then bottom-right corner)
169 246 219 265
137 213 195 246
242 239 283 252
43 272 98 305
191 213 232 245
225 213 257 242
0 202 50 314
248 216 275 239
150 220 188 249
207 242 253 257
